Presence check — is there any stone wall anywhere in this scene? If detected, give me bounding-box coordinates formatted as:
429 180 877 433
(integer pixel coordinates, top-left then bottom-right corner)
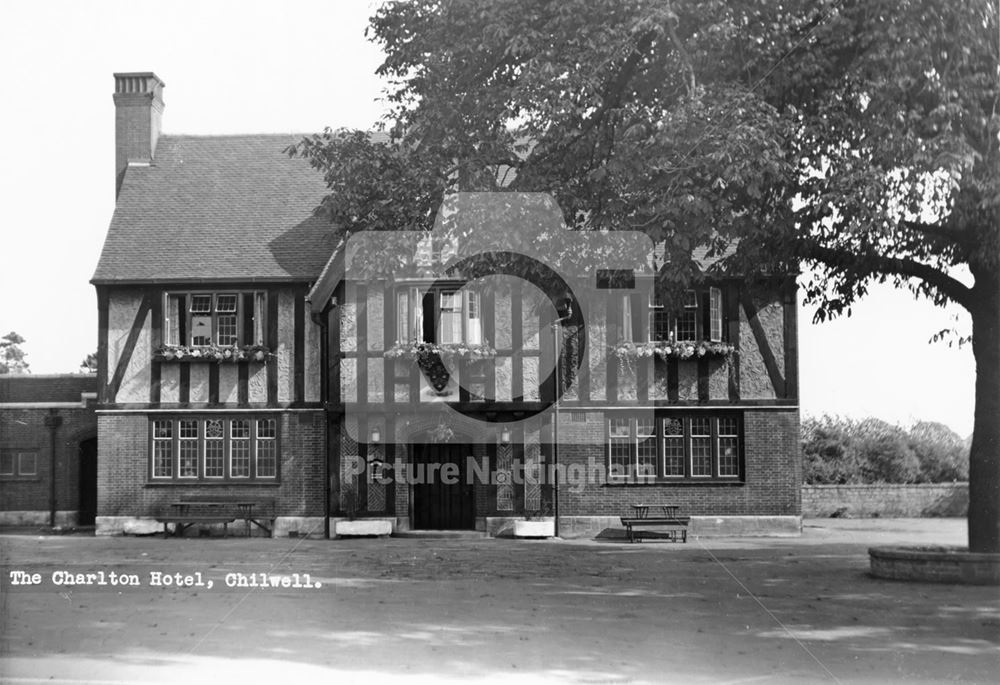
802 483 968 518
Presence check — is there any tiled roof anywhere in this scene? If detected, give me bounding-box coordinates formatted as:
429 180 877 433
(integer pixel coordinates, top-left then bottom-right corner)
0 374 97 403
92 135 334 283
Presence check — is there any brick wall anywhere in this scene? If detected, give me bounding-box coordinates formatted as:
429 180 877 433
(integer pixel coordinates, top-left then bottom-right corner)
97 410 326 519
802 483 968 517
357 408 801 521
0 374 96 403
555 409 800 517
0 405 97 515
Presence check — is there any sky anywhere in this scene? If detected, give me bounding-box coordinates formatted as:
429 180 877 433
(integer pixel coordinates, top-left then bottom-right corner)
0 1 976 436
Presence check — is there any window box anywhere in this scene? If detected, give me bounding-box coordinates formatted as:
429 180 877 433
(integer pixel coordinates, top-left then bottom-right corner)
611 340 735 364
385 341 496 394
153 344 272 363
384 341 497 362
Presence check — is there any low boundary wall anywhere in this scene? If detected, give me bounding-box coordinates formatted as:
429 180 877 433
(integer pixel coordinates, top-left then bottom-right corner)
802 483 968 518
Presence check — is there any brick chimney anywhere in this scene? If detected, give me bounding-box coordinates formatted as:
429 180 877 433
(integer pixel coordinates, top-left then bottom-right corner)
113 72 165 196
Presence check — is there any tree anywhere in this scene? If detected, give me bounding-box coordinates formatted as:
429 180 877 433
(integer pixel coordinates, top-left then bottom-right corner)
0 331 30 374
291 0 999 551
79 352 98 374
801 415 865 484
854 418 922 484
909 420 970 483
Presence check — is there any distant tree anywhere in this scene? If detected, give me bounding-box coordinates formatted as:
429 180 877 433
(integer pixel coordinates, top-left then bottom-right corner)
909 421 970 483
854 418 922 484
0 331 30 374
79 352 98 374
803 414 971 485
801 415 864 484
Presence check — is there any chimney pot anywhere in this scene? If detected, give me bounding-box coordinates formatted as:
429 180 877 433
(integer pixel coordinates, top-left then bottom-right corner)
113 72 165 196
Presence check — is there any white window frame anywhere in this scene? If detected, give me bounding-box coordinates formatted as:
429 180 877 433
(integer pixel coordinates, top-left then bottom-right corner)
150 416 279 482
0 451 14 476
164 291 266 348
398 285 482 345
606 414 742 481
709 287 723 342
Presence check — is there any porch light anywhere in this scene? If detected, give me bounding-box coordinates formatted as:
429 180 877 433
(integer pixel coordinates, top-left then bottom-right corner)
370 428 381 444
500 427 511 444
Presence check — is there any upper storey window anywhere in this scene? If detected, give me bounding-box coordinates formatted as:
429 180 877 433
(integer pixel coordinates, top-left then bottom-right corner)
644 287 723 343
395 287 481 345
165 292 266 347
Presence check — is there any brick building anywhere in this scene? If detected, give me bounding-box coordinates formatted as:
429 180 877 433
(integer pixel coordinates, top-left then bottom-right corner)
0 374 98 527
92 72 801 538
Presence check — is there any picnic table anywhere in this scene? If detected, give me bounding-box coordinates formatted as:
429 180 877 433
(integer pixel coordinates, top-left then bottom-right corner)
620 504 690 543
157 497 276 538
630 504 680 519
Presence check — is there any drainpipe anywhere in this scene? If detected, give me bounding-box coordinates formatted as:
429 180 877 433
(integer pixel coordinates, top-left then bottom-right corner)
552 306 573 539
44 411 63 528
311 303 331 540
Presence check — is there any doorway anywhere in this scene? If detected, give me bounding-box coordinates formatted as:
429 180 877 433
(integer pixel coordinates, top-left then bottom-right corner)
411 442 475 530
78 437 97 526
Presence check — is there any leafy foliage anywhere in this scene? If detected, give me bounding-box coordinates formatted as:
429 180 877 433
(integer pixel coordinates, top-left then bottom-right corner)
802 415 969 484
292 0 997 309
0 331 30 374
79 352 98 374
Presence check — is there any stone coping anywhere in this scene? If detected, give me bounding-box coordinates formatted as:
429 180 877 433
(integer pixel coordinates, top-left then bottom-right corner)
869 545 1000 586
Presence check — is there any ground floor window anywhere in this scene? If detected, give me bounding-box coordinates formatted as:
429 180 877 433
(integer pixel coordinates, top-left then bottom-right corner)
0 450 37 478
607 413 742 481
150 416 279 481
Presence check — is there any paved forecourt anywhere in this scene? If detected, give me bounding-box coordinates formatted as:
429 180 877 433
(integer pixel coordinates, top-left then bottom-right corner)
1 518 997 684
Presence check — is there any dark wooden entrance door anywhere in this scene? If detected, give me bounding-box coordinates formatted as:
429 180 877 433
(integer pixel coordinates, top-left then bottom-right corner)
412 443 474 530
78 438 97 526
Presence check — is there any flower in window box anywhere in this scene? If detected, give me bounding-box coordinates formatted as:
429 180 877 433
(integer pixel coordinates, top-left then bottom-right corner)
253 350 266 361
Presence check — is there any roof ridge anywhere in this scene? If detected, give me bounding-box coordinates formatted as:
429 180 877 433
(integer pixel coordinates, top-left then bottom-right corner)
158 132 313 139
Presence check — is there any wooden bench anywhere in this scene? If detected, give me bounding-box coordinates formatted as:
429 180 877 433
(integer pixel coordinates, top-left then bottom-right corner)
157 497 277 538
620 504 690 543
157 515 235 539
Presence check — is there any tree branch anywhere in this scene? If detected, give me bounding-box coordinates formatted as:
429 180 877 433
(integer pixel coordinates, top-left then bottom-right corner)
799 241 974 311
903 220 972 248
665 2 697 99
522 29 656 174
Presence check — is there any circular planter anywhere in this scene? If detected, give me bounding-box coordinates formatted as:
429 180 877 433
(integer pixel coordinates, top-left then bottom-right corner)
869 546 1000 585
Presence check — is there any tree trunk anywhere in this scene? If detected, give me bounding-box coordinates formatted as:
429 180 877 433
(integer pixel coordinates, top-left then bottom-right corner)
968 271 1000 553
